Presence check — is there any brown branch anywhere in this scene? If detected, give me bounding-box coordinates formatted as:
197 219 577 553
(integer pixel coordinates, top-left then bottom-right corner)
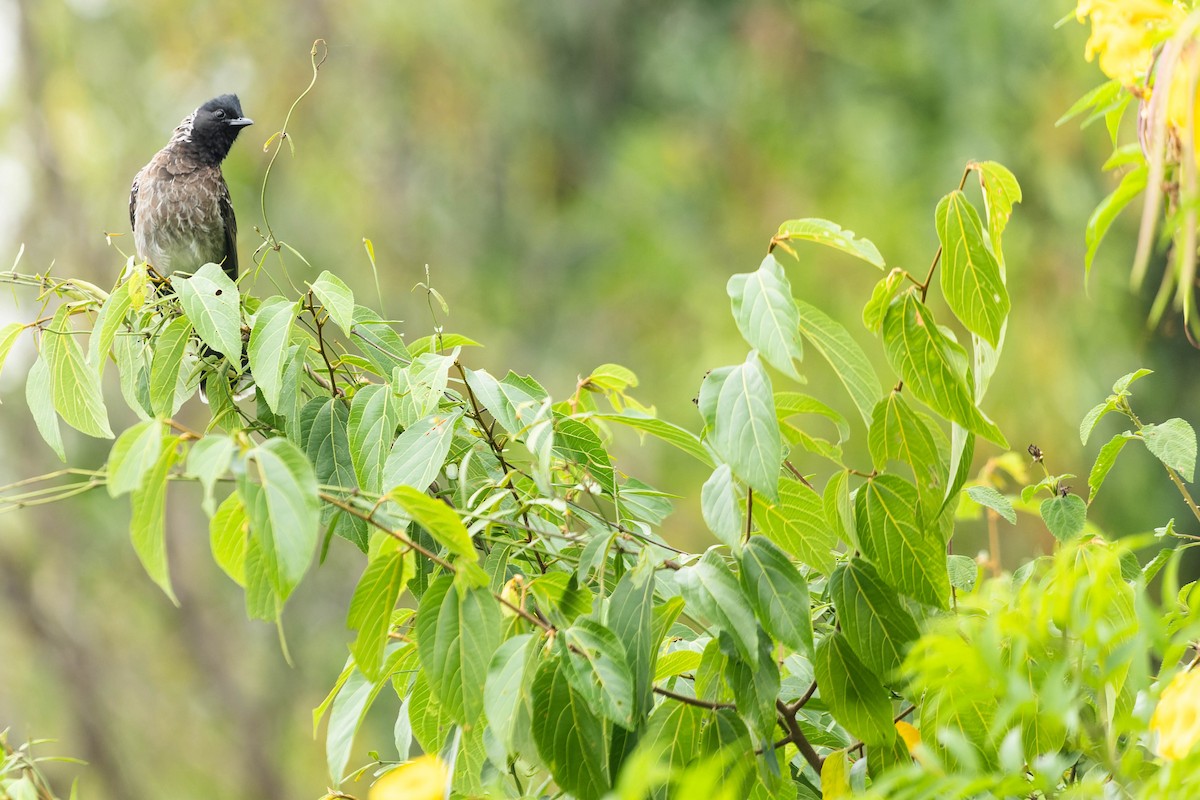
652 685 735 710
776 697 824 773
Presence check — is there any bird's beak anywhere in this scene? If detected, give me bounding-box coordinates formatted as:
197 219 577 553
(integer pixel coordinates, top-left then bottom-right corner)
227 117 254 128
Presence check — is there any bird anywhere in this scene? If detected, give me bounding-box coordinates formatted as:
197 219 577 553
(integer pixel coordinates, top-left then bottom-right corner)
130 94 253 280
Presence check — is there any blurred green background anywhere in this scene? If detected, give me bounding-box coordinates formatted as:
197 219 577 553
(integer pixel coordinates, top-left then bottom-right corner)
1 1 1196 798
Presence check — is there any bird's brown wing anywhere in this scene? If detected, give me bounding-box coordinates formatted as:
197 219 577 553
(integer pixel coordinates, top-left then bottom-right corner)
129 170 141 232
218 176 238 280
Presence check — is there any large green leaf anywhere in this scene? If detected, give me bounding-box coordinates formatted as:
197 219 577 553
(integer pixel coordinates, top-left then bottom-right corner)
553 416 616 495
1142 418 1197 481
814 631 896 746
347 538 413 680
1040 493 1087 543
774 218 885 269
855 474 949 608
347 384 401 493
727 254 803 379
43 305 113 437
129 434 182 603
209 491 247 586
106 419 165 497
388 484 475 560
310 270 355 336
607 560 661 723
247 296 297 412
88 281 132 377
463 366 545 436
697 351 782 500
638 701 705 777
881 294 1006 446
751 477 838 575
173 262 242 360
393 351 458 427
701 464 744 550
484 634 535 757
935 190 1009 346
382 411 461 493
974 160 1022 251
868 392 947 507
245 437 321 601
739 535 813 657
794 298 881 428
676 550 760 667
531 653 611 800
830 558 919 680
415 574 502 725
562 619 636 729
1088 432 1134 504
26 356 65 460
149 316 193 418
350 305 410 377
185 433 235 516
325 646 410 786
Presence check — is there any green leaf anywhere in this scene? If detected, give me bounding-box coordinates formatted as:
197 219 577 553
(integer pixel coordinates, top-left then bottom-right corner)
245 437 321 601
593 410 713 466
348 540 413 680
382 411 461 493
775 218 885 268
974 161 1022 250
727 254 804 379
464 367 546 437
1086 165 1147 276
351 305 410 376
173 262 242 360
701 464 744 550
863 269 906 333
26 356 65 460
739 535 813 657
407 332 481 357
856 474 949 608
1088 432 1134 503
325 647 409 786
607 560 660 723
965 485 1016 524
751 477 838 575
415 574 502 725
348 384 401 493
814 631 896 746
562 619 636 729
868 392 947 505
210 491 247 586
1040 493 1088 542
393 351 458 427
149 316 193 417
676 550 760 667
88 281 132 377
935 190 1009 346
527 571 594 628
553 416 616 495
43 305 113 437
794 298 882 428
947 554 978 592
305 398 358 504
725 628 779 742
247 296 297 412
776 391 851 445
830 558 919 679
106 419 165 497
113 333 152 421
185 434 236 516
1113 368 1153 395
484 634 535 759
129 434 182 603
531 653 611 800
882 294 1007 447
697 351 782 500
388 484 475 560
1142 418 1197 481
638 700 705 777
310 270 355 336
1080 400 1118 446
654 649 703 681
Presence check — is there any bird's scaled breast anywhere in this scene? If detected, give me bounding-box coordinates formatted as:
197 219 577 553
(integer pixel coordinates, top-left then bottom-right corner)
134 162 228 274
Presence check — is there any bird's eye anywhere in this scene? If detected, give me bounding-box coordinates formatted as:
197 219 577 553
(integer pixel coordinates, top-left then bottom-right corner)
214 109 226 120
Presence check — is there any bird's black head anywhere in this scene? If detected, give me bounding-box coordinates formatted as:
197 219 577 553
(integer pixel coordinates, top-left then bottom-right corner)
179 94 253 165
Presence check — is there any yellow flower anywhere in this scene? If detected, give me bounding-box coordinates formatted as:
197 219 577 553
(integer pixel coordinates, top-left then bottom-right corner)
1151 668 1200 760
369 755 449 800
1076 0 1184 85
